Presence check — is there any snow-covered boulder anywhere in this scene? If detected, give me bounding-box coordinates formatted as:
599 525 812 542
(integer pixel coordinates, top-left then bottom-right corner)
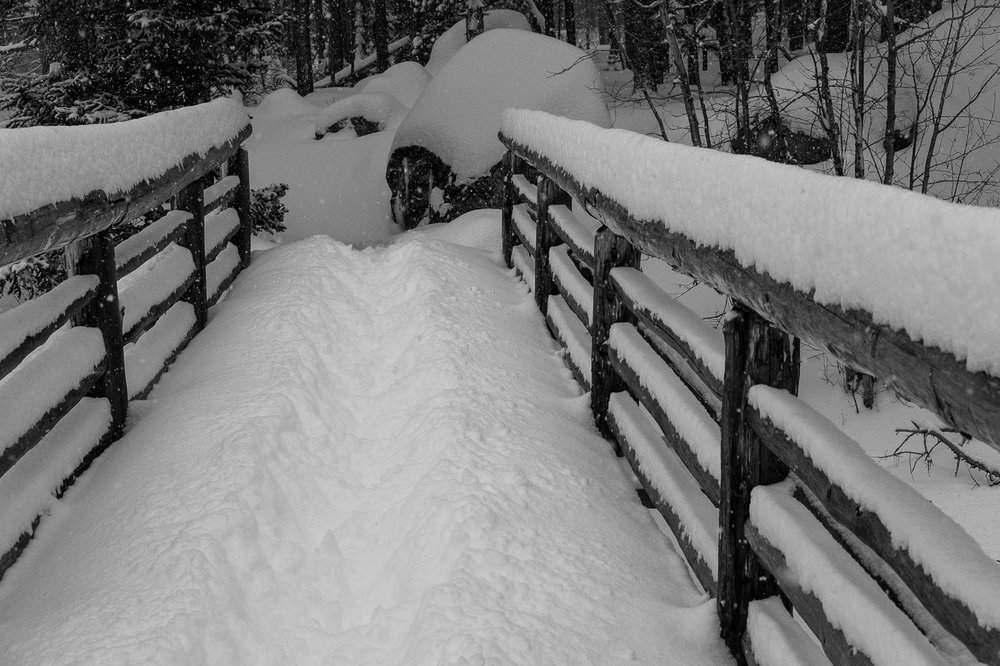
355 61 431 108
314 92 408 139
424 10 532 77
387 29 610 228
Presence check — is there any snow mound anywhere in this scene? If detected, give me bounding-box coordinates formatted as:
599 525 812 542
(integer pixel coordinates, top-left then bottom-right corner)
425 10 531 76
501 109 1000 376
393 30 610 181
252 88 320 119
314 92 408 138
0 99 249 221
355 61 431 108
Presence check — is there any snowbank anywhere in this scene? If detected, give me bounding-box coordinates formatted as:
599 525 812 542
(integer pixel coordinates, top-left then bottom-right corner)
424 10 531 76
393 30 610 181
501 109 1000 375
0 99 249 220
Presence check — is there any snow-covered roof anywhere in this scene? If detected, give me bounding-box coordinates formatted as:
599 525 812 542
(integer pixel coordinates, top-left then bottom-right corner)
0 99 250 221
501 108 1000 376
393 30 610 181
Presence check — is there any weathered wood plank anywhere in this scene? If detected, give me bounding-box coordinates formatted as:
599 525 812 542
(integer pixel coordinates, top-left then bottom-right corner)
717 308 798 662
227 148 252 268
549 245 592 331
500 134 1000 452
534 177 570 315
0 275 98 383
609 328 721 506
545 295 592 391
748 404 1000 665
65 229 128 439
114 209 191 280
122 267 198 345
204 208 241 264
636 320 722 424
126 302 199 401
203 175 240 213
177 180 209 330
611 266 724 397
745 521 876 666
501 151 518 268
547 203 597 270
590 227 640 442
207 244 241 308
512 204 536 256
2 125 251 267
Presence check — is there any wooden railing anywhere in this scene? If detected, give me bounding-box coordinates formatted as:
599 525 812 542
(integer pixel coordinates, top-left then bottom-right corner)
0 102 252 580
500 111 1000 665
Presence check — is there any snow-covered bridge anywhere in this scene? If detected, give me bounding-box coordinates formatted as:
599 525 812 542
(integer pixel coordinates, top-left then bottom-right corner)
4 100 1000 665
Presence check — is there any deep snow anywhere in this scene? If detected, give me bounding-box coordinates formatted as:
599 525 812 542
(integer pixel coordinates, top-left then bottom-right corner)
0 218 731 665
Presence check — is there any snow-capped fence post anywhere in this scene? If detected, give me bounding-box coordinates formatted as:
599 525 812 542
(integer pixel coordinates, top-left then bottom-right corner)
590 227 641 444
501 151 519 268
228 147 253 269
177 179 210 330
534 176 571 314
64 229 129 439
717 306 799 663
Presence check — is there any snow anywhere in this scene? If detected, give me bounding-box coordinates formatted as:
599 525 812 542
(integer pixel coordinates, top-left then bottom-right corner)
0 231 730 665
204 176 240 209
314 92 408 139
611 267 725 383
124 302 197 400
393 30 610 181
548 203 599 263
424 10 532 76
512 173 538 204
115 210 191 275
0 397 110 554
546 294 593 387
246 89 396 246
119 243 194 335
512 203 537 252
204 208 241 257
549 244 593 328
206 243 241 301
0 275 99 368
0 99 249 221
608 391 718 578
746 597 829 666
0 326 105 455
354 61 431 109
609 323 721 483
501 108 1000 376
750 385 1000 631
750 482 944 665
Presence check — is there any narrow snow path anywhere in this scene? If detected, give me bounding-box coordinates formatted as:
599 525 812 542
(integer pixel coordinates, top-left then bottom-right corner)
0 233 730 665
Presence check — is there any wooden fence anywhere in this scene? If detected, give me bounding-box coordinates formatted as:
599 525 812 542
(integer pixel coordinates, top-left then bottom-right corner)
500 122 1000 665
0 111 252 581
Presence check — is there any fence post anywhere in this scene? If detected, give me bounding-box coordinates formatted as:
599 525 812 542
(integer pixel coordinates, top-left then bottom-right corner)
718 305 800 663
501 151 519 269
534 176 571 314
177 179 209 330
64 229 128 439
228 146 252 269
590 226 640 444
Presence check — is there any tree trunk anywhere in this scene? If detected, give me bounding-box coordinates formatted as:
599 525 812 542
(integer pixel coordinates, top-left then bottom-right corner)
373 0 390 72
295 0 314 94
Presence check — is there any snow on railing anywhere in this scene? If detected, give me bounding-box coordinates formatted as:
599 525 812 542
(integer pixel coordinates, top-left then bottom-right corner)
0 101 253 582
499 110 1000 666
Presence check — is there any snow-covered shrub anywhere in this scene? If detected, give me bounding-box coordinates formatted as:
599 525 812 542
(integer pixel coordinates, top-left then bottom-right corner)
354 62 431 109
250 183 289 236
424 10 531 76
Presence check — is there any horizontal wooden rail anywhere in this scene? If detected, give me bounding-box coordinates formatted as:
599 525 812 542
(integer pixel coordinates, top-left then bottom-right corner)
499 132 1000 453
499 111 1000 665
2 124 251 267
0 109 254 584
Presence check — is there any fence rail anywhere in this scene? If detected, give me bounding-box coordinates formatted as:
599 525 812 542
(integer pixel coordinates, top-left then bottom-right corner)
499 112 1000 665
0 105 252 581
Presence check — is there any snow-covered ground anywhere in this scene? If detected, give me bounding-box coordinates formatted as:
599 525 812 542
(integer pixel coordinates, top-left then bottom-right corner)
0 217 731 665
